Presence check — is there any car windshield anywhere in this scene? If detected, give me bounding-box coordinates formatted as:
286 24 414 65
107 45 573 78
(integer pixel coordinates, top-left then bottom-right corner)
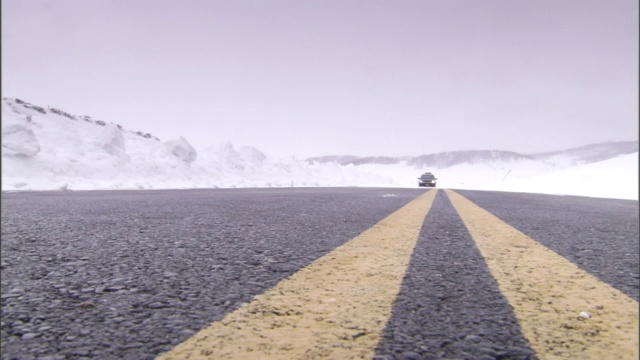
420 174 435 179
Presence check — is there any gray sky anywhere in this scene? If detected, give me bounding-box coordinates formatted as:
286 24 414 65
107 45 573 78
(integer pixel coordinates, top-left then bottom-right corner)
3 0 638 158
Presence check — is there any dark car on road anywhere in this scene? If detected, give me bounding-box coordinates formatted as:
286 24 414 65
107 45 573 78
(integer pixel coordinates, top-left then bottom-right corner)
418 172 437 187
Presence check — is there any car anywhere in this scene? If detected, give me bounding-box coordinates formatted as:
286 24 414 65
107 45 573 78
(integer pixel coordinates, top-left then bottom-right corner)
418 172 437 187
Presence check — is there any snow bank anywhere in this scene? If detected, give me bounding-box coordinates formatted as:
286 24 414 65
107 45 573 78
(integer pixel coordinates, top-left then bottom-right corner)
479 153 639 200
98 124 128 159
163 137 197 164
2 123 41 157
1 97 637 200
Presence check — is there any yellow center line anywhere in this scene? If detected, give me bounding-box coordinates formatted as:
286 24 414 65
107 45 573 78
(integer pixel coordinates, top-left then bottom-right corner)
446 190 639 360
157 189 437 360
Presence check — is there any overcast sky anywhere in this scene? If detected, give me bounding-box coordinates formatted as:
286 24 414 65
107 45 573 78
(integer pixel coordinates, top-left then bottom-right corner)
3 0 638 158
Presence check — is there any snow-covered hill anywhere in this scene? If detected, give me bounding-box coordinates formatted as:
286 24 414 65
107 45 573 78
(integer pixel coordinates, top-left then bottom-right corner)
307 142 638 168
2 97 638 200
529 141 639 166
1 98 397 190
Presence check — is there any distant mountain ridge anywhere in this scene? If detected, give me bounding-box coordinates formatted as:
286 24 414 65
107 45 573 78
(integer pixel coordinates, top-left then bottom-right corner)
307 141 639 168
3 97 637 170
527 141 639 165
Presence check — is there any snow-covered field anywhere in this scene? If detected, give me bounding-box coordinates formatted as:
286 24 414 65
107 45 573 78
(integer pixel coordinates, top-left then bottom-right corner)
2 98 638 200
352 153 638 200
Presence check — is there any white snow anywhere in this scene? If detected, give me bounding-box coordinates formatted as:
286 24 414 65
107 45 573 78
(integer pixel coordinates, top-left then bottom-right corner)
1 98 638 200
163 136 198 164
1 123 41 157
98 124 128 160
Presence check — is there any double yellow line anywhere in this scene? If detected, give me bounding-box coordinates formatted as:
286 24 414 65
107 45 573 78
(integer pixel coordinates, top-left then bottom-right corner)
447 190 638 359
157 190 638 360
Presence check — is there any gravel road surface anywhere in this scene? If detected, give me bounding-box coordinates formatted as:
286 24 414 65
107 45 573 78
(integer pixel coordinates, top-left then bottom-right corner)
1 188 638 359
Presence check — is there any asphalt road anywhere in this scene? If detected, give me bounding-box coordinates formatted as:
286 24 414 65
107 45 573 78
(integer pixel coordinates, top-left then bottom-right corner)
1 188 638 360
